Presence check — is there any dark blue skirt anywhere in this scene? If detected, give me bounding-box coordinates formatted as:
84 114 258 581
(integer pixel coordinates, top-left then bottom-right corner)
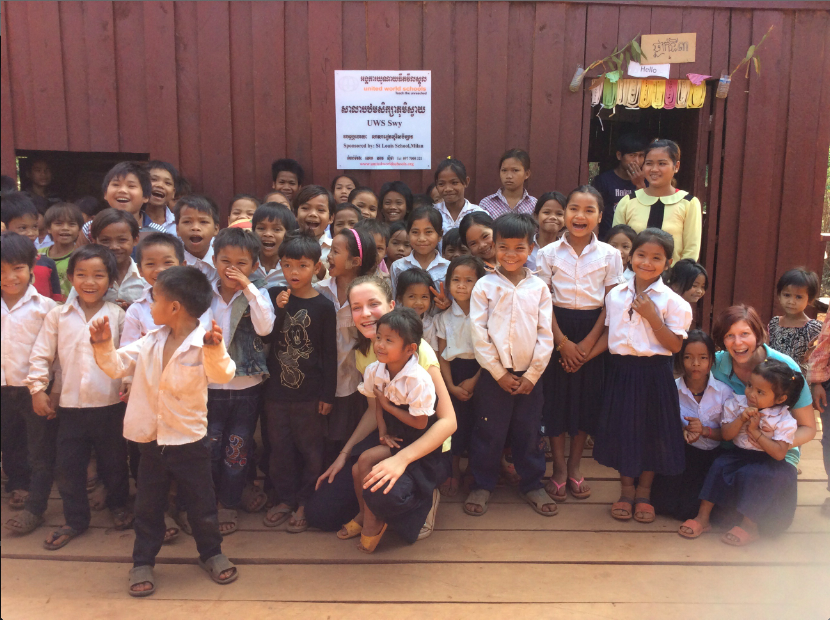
542 307 605 436
593 354 685 478
449 357 480 456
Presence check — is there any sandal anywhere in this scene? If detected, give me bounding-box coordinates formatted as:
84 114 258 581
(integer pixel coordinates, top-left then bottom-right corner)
86 474 99 492
128 565 155 597
8 489 28 510
439 476 460 497
611 496 634 521
43 525 83 550
678 518 711 539
567 477 592 500
633 500 655 524
5 509 44 535
199 553 238 584
584 436 595 449
163 514 179 544
111 506 135 530
721 525 759 547
357 523 388 554
217 508 238 535
463 489 491 516
174 510 192 536
337 519 363 540
545 478 567 502
418 489 441 541
240 483 267 513
263 505 292 528
523 487 558 517
286 512 309 534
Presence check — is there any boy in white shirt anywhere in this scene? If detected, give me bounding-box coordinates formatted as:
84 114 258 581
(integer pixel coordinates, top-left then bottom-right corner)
26 245 132 549
2 233 58 534
467 213 556 518
175 195 220 284
91 266 238 595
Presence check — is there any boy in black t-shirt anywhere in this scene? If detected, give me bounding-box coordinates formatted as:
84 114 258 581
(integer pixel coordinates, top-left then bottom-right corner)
262 231 336 533
592 134 648 240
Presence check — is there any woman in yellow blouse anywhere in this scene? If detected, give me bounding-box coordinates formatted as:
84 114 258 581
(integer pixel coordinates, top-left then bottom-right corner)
612 139 702 263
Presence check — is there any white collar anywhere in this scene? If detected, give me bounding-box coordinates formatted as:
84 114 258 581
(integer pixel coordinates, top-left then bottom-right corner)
450 299 469 317
185 243 214 265
319 230 333 248
559 232 598 256
2 284 39 312
134 283 153 304
677 373 720 399
404 251 446 271
624 275 667 296
492 266 533 288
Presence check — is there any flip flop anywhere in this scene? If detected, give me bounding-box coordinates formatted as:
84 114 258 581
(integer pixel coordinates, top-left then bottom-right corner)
721 525 759 547
418 488 441 541
263 505 292 528
199 553 238 584
337 519 363 540
545 478 567 502
286 512 309 534
678 518 711 539
524 488 558 517
128 565 155 598
567 477 591 500
217 508 238 536
8 489 28 510
633 500 656 524
611 496 634 521
357 523 388 554
463 489 490 516
163 514 179 544
5 510 44 535
43 525 83 550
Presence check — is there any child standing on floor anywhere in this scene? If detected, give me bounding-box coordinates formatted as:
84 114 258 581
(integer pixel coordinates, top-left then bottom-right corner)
27 245 133 549
390 206 448 296
176 195 220 284
396 268 439 351
537 186 624 502
527 192 566 272
480 149 537 218
459 211 497 270
252 203 299 288
768 268 822 372
90 266 239 595
465 213 556 517
432 158 483 231
89 209 146 308
39 202 83 297
591 228 692 524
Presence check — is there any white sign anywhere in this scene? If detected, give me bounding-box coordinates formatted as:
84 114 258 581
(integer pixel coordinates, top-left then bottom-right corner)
335 70 431 170
628 61 671 79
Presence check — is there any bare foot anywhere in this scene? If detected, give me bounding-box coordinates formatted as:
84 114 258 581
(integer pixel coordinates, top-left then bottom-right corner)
131 581 153 593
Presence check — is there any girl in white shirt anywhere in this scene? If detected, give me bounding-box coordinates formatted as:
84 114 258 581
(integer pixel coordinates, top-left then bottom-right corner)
537 186 624 502
395 268 440 351
432 158 483 231
589 228 692 524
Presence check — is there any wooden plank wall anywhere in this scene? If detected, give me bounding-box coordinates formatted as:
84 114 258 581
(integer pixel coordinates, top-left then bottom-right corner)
1 1 828 321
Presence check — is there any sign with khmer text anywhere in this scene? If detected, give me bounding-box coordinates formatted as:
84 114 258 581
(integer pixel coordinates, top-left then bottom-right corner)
640 33 696 64
335 70 431 170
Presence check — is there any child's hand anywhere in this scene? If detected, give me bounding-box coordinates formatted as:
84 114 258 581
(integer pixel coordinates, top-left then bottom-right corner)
373 387 393 412
380 434 401 449
430 282 451 311
811 383 827 413
457 376 477 395
276 288 291 308
120 383 132 403
631 292 660 325
318 401 332 415
684 429 701 444
203 320 224 346
683 416 703 436
740 406 758 422
512 376 534 395
449 384 472 402
32 391 56 419
558 340 586 370
114 298 132 312
747 414 761 432
497 372 520 394
224 266 252 289
89 316 112 344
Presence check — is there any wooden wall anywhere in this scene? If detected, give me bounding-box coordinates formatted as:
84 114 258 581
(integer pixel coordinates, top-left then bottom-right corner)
1 1 828 322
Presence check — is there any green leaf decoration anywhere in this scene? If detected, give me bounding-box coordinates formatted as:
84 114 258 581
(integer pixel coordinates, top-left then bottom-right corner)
746 44 756 60
753 56 761 76
606 70 622 83
632 39 645 61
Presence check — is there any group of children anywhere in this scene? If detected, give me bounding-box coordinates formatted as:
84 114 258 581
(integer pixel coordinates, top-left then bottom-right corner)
1 141 827 595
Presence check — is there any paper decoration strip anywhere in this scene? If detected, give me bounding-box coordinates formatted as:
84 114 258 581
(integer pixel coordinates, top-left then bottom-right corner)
591 80 603 106
623 79 641 108
687 73 712 86
639 79 653 108
651 79 666 109
664 79 678 109
602 77 618 109
676 80 690 108
688 82 706 108
590 78 703 110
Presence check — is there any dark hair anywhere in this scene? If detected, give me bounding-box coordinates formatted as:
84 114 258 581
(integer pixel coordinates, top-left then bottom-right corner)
44 202 84 230
136 232 185 266
493 212 536 243
775 268 819 301
605 223 637 245
666 259 709 297
75 196 102 218
712 304 768 349
271 158 305 185
1 192 38 225
499 148 531 170
1 232 37 268
331 174 359 193
631 227 674 262
616 134 649 156
434 158 468 184
442 227 463 249
101 162 151 199
395 267 435 306
154 266 214 319
425 183 437 198
446 254 486 283
355 218 391 244
174 194 219 225
28 193 49 216
91 208 140 241
334 202 363 223
177 175 192 197
213 227 262 263
229 194 261 213
336 226 377 275
67 244 117 284
252 203 298 232
293 185 335 216
406 205 443 236
0 175 16 192
388 220 407 239
263 190 290 204
534 191 567 216
566 185 605 213
675 329 716 374
645 139 681 164
146 160 181 193
379 181 414 219
751 358 805 409
278 229 322 262
458 211 494 246
376 307 423 349
348 275 395 355
412 194 434 210
348 187 376 203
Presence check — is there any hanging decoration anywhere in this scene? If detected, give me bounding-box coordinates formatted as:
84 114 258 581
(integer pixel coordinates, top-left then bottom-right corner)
716 25 774 98
569 35 647 92
593 78 705 112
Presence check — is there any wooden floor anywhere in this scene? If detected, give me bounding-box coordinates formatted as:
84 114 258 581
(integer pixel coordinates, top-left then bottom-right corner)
2 436 828 620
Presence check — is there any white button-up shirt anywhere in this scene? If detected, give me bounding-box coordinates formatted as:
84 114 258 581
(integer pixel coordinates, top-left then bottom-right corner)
677 374 734 451
252 264 287 288
92 324 236 445
390 251 450 297
470 269 553 385
435 301 476 361
27 299 125 408
184 243 218 285
159 207 177 235
432 199 483 231
722 394 798 451
316 277 361 397
604 277 692 357
358 354 436 417
2 285 58 386
65 258 147 306
537 235 624 309
122 284 212 348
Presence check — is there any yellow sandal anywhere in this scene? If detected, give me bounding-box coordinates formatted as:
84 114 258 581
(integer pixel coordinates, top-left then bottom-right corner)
357 523 388 554
337 519 363 540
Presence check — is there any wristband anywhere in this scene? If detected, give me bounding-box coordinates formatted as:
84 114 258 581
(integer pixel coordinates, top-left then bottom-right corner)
556 336 569 352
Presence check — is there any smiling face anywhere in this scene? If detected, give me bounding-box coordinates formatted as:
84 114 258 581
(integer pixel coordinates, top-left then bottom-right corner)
436 168 468 208
1 260 32 302
214 245 256 292
70 257 110 305
682 341 712 383
683 274 708 305
448 264 478 303
746 373 785 410
177 206 218 259
631 241 669 285
386 229 411 263
607 232 633 266
464 224 495 262
296 195 332 239
95 221 137 269
333 176 356 204
104 173 148 215
229 199 258 225
499 157 530 194
273 171 300 201
373 323 416 366
778 284 810 318
643 148 679 190
138 243 181 287
408 217 440 259
48 217 80 250
352 192 378 219
382 191 407 223
564 192 601 240
254 218 287 263
349 282 394 339
400 283 431 317
148 168 176 210
535 200 565 238
722 320 760 366
281 255 318 291
495 235 531 273
332 209 360 237
326 234 359 278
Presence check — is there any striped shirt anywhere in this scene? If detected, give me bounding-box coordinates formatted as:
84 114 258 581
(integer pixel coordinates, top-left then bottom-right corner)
479 188 537 219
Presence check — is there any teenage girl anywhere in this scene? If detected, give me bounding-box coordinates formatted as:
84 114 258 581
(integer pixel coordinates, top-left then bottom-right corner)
527 191 566 272
768 268 822 371
537 186 624 501
666 259 709 328
389 206 448 297
396 268 439 351
349 187 379 220
682 359 802 545
605 224 637 276
379 181 413 224
331 175 358 205
331 203 363 238
590 228 693 523
433 158 483 231
459 211 497 270
480 149 536 218
385 221 411 271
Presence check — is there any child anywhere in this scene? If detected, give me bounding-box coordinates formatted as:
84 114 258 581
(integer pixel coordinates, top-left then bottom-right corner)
26 245 132 549
396 268 439 351
2 233 59 533
768 268 822 371
228 194 260 226
651 330 732 522
331 203 363 237
271 158 304 202
436 255 486 496
331 175 358 205
459 211 497 269
591 228 692 524
390 206 449 296
441 228 468 261
413 194 433 210
348 187 379 220
355 307 439 552
32 196 53 250
591 134 648 240
251 203 298 288
682 359 802 545
145 160 179 233
466 213 555 517
263 190 292 209
294 185 335 276
433 158 483 230
384 221 410 271
426 182 441 205
89 209 146 307
26 158 56 201
75 196 102 224
666 259 709 328
480 149 536 218
261 232 336 532
206 228 275 534
89 266 239 595
175 195 220 283
605 223 637 275
40 202 83 297
537 186 624 502
379 181 413 223
355 218 390 278
527 191 566 271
